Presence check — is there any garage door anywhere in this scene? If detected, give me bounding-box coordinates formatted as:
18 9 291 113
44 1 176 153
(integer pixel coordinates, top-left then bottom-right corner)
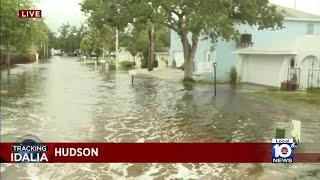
244 55 283 87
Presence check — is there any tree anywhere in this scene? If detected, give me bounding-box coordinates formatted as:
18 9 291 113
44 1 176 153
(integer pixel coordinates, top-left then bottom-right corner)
93 25 115 59
82 0 284 81
53 23 88 55
152 0 284 81
0 0 49 66
126 26 170 68
81 0 159 71
80 34 93 57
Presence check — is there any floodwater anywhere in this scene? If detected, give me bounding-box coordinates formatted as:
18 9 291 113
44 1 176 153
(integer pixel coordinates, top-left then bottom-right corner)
1 56 320 179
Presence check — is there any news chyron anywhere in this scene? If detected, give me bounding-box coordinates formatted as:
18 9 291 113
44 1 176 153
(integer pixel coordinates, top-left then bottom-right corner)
272 139 296 163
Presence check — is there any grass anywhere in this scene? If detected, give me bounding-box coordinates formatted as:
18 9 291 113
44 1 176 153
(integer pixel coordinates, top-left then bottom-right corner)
191 78 228 85
243 91 320 110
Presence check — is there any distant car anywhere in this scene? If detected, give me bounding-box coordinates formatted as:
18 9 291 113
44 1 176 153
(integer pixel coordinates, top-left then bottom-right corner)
90 52 97 57
53 49 62 56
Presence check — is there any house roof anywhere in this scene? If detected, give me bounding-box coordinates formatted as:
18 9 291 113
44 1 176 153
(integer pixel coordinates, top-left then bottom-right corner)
235 36 320 55
276 5 320 21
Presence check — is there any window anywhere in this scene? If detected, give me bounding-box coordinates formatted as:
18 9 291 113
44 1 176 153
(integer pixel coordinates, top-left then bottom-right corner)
307 23 315 35
240 34 252 44
237 34 253 48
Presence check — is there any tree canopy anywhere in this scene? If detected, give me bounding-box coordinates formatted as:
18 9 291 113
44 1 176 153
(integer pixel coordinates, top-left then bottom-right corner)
81 0 284 80
51 23 88 54
0 0 50 66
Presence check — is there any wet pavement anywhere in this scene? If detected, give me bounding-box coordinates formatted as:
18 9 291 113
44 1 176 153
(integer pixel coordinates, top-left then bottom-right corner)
1 56 320 179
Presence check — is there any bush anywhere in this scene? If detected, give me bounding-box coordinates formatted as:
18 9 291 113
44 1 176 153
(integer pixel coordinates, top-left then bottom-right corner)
229 66 237 84
120 60 135 70
141 57 158 68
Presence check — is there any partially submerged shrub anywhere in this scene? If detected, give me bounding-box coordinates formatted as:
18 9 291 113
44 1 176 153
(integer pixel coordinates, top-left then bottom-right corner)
229 66 237 84
120 60 135 70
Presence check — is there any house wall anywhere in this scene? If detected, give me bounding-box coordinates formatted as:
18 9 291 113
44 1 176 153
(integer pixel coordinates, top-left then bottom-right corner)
170 20 320 80
118 51 134 62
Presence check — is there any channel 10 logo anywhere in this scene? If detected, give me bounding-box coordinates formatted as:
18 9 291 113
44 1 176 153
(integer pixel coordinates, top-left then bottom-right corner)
272 139 295 163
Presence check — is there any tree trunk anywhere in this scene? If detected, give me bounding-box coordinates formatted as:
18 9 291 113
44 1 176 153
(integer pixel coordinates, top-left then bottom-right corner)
102 43 106 59
147 26 156 71
180 33 198 81
5 45 11 67
184 58 194 81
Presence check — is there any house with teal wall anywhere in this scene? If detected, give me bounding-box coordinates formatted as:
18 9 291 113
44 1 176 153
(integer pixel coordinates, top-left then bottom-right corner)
169 5 320 81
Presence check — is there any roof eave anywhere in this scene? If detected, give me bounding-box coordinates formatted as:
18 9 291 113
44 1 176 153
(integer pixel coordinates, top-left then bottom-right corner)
285 17 320 22
234 51 298 55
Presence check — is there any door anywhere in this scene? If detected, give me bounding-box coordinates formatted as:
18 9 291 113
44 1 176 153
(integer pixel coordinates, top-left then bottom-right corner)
300 56 320 89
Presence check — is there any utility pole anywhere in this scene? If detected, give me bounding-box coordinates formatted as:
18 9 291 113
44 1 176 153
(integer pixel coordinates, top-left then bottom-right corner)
43 42 45 61
213 62 217 97
115 28 119 69
44 42 47 61
46 42 49 61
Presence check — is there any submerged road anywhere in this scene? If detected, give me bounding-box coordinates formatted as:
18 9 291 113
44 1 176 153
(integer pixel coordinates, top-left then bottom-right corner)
1 56 320 179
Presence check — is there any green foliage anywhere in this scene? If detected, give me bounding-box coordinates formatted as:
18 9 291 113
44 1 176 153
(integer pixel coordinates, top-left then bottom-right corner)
120 61 135 70
93 46 103 59
81 0 284 79
92 25 115 56
79 25 115 59
229 66 238 84
80 35 93 55
50 24 88 54
126 27 170 68
0 0 49 53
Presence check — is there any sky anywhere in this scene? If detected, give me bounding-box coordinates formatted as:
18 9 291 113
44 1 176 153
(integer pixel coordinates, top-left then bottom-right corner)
269 0 320 15
37 0 86 32
37 0 320 33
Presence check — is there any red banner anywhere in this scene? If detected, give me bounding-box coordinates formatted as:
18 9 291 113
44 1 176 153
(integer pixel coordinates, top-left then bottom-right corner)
1 143 319 163
18 10 42 18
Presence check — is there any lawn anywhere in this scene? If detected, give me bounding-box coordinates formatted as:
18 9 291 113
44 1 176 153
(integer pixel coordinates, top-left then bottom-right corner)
242 91 320 111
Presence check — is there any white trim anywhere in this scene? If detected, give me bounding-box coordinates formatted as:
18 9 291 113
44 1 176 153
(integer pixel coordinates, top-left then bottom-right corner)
234 51 298 55
285 17 320 22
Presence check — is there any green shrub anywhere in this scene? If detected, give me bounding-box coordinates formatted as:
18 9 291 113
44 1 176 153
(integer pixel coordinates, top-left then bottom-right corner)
120 60 135 70
229 66 238 84
141 57 158 68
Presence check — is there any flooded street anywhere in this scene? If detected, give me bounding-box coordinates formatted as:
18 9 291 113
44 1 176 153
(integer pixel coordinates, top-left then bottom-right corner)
1 57 320 179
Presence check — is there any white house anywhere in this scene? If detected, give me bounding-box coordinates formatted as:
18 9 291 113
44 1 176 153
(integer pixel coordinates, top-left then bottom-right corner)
118 47 134 62
235 36 320 89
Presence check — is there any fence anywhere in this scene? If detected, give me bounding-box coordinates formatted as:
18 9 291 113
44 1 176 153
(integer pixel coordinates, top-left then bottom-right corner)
307 69 320 93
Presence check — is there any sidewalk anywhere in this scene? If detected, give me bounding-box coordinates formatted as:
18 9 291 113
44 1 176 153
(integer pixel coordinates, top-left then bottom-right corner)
135 68 184 82
134 68 272 93
134 67 220 83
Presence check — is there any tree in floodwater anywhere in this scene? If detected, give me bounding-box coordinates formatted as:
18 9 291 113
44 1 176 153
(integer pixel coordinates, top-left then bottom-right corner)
125 26 170 68
54 23 88 55
0 0 49 67
93 25 115 59
82 0 284 81
80 34 93 58
79 24 115 61
81 0 165 71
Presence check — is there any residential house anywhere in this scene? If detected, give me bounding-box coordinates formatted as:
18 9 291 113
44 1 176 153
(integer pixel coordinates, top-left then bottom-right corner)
169 5 320 81
235 36 320 89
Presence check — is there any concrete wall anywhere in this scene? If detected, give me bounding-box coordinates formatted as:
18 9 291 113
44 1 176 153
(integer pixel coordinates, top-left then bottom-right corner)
170 20 320 80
